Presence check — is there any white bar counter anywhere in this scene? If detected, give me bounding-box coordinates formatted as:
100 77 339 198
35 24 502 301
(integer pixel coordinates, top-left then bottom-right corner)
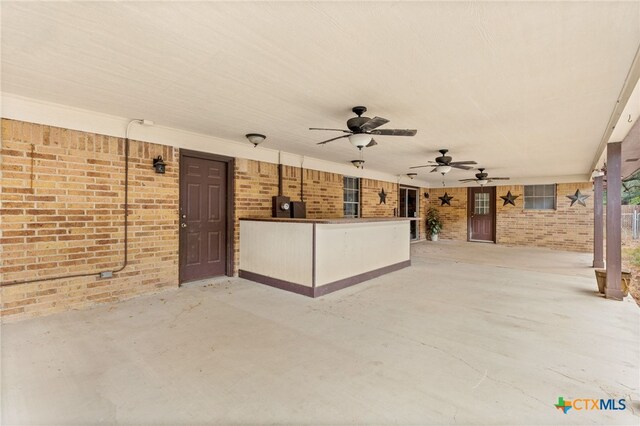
239 217 411 297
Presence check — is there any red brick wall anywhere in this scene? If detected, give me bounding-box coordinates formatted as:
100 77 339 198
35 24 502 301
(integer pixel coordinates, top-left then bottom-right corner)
1 119 179 321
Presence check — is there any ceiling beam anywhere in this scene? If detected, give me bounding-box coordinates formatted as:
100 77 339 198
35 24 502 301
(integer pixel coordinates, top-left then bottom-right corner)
591 43 640 176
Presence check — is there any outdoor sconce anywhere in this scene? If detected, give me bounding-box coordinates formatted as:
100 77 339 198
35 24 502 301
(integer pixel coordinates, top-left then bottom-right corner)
424 192 429 199
246 133 266 147
153 155 166 174
407 173 417 179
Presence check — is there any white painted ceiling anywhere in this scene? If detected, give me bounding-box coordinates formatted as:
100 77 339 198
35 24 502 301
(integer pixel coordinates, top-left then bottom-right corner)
2 1 640 185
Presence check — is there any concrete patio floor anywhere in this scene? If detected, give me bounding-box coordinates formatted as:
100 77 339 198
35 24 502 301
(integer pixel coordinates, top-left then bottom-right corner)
2 241 639 425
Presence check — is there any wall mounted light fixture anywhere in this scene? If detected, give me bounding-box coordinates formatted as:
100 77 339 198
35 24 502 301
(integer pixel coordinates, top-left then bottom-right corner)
246 133 266 147
153 155 166 174
351 159 365 169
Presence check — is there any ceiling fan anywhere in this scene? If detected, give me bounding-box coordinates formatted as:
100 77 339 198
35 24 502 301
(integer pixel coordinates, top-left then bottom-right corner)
310 106 417 149
459 168 510 186
409 149 477 174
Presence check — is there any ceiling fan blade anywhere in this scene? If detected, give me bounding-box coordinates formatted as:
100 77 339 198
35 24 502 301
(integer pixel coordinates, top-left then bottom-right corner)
309 128 352 133
369 129 417 136
359 116 390 132
317 134 349 145
366 139 378 147
409 164 431 169
451 164 475 170
429 168 438 173
449 161 478 165
489 177 510 180
458 179 477 182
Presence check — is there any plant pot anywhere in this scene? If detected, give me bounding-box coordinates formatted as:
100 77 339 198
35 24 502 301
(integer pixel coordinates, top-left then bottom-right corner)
594 269 631 296
430 233 438 242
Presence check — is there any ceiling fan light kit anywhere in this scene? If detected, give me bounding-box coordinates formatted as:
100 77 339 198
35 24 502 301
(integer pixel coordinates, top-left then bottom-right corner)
436 165 452 174
348 133 372 150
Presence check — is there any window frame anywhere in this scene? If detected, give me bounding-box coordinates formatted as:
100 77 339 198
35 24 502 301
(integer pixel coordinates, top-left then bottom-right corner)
343 176 361 218
523 184 557 210
474 192 490 215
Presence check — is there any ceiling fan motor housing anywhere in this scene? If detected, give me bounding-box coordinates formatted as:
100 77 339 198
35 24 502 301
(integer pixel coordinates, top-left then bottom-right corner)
436 155 452 164
435 149 452 164
347 106 370 132
347 116 370 132
475 168 488 179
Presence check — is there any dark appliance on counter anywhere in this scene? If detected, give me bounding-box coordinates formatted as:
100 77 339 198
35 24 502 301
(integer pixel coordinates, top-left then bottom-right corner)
291 201 306 218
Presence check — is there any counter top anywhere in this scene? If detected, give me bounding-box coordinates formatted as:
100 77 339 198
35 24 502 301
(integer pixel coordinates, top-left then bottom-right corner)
240 217 417 224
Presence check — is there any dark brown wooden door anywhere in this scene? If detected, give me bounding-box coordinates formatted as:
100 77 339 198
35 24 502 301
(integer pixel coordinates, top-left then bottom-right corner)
468 186 496 242
180 155 227 282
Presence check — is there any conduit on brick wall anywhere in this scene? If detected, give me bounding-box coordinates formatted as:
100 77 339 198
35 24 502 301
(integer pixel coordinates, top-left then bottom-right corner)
0 137 131 287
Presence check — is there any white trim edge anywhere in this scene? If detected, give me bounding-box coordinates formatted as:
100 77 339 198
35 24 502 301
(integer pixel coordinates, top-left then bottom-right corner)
1 93 431 186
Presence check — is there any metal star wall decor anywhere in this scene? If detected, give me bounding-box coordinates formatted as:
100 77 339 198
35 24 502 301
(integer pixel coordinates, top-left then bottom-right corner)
567 189 589 207
438 192 453 206
500 190 519 207
378 188 387 205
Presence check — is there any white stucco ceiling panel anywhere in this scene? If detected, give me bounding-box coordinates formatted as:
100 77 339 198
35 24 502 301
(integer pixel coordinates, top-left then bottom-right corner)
2 1 640 185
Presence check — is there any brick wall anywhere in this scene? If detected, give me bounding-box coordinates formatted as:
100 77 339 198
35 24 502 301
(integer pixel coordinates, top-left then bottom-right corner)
282 166 344 219
427 183 593 252
3 120 593 321
427 187 468 241
1 119 179 321
361 179 398 218
496 182 593 252
420 187 430 240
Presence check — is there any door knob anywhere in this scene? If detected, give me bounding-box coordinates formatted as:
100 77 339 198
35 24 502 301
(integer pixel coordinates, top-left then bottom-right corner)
181 223 187 228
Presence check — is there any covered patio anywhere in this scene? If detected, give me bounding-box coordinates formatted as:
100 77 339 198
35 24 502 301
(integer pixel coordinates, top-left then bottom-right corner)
3 241 638 425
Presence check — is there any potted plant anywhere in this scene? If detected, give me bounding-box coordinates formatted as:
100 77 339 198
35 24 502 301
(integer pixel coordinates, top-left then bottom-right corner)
426 207 443 241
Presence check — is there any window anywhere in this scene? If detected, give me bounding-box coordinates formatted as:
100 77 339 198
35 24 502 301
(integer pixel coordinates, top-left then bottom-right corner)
474 192 490 214
524 184 556 210
343 176 360 218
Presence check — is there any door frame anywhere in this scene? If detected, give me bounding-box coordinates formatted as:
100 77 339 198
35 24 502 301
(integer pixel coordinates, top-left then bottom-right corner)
399 185 419 240
466 186 496 243
179 149 235 283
